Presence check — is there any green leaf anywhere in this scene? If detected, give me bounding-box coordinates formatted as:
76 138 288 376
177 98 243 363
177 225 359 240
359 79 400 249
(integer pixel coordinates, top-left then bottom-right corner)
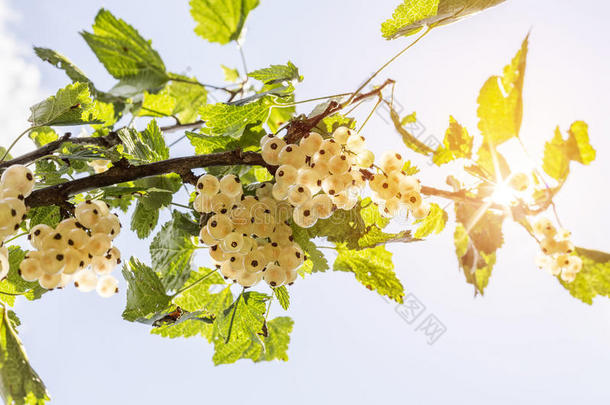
27 206 61 229
198 97 275 139
388 104 434 155
28 127 58 147
34 47 90 85
122 258 171 322
454 224 496 295
221 65 240 83
273 286 290 310
477 34 528 146
267 104 295 133
150 211 199 291
402 160 420 175
187 132 236 155
212 291 268 365
432 116 473 165
557 248 610 305
248 61 302 85
381 0 506 40
190 0 260 45
334 245 405 303
28 82 100 127
130 203 159 239
81 9 166 83
543 121 595 182
152 269 232 340
141 78 208 124
414 203 448 238
0 248 47 307
290 224 329 273
117 120 169 162
256 317 293 362
0 308 49 405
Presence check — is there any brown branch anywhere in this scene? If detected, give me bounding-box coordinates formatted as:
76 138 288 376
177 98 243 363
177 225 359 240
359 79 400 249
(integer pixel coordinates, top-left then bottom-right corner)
160 120 205 133
25 150 268 208
0 132 121 170
283 79 396 145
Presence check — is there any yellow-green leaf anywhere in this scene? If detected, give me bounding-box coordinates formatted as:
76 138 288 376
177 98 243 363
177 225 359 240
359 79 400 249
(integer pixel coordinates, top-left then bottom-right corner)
190 0 260 45
557 248 610 305
432 116 473 165
414 203 448 238
477 34 528 146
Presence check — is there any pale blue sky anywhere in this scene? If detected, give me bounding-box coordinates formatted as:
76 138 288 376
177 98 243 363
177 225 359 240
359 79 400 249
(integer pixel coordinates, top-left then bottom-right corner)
1 0 610 404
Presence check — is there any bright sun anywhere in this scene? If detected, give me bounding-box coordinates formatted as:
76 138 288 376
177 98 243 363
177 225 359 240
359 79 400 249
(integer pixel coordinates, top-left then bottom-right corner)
489 182 516 205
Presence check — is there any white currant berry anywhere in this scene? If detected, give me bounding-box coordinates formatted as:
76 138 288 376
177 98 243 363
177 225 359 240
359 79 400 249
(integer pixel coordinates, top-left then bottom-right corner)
92 215 121 239
86 233 112 257
412 202 430 219
296 168 322 194
357 150 375 168
278 144 307 167
258 244 280 263
220 232 244 253
328 154 350 175
0 247 9 279
58 273 73 289
39 273 62 290
401 175 421 192
76 207 101 229
3 197 26 221
332 126 352 145
19 258 43 282
287 185 312 207
401 190 422 208
66 228 89 250
560 269 577 283
311 153 331 177
41 231 67 251
207 214 233 240
40 249 65 275
106 247 121 264
225 253 245 271
566 256 583 273
62 247 85 275
312 194 334 219
236 269 262 287
278 245 304 271
275 164 298 186
285 268 298 285
219 174 242 198
332 192 358 211
345 134 365 152
299 132 324 156
260 133 276 148
199 226 217 245
255 182 273 198
244 250 266 273
210 193 233 214
28 224 54 250
272 182 289 200
197 174 220 196
264 263 286 287
293 202 317 228
321 174 347 196
1 165 35 197
220 260 240 280
534 218 556 238
379 151 404 173
91 255 115 275
96 275 119 298
539 238 558 255
556 240 575 254
209 245 227 262
261 137 286 165
74 268 98 292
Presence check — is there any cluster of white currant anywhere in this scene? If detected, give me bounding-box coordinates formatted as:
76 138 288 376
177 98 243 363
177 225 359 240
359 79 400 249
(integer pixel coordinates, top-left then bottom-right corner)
194 174 303 288
0 165 36 278
534 218 582 282
260 126 429 226
20 200 122 297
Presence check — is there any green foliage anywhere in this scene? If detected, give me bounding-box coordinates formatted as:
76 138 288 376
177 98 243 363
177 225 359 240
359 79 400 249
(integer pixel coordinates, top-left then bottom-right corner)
290 223 329 273
273 286 290 310
381 0 506 39
402 160 420 175
190 0 260 45
122 258 171 322
129 174 182 238
34 47 91 86
28 82 100 127
543 121 596 182
150 211 199 291
221 65 240 83
140 77 208 124
248 61 302 84
477 34 528 146
454 201 504 294
117 120 169 163
81 9 167 93
27 206 61 229
414 203 448 238
334 245 405 303
432 116 473 165
0 309 49 405
198 97 275 139
0 248 47 307
557 248 610 305
28 127 58 147
212 291 292 365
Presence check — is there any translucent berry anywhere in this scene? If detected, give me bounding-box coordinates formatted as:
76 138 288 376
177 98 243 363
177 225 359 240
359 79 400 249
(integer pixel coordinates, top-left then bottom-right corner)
28 224 54 250
86 233 112 257
74 268 98 292
264 263 286 287
206 213 233 240
287 185 312 207
332 126 352 145
39 273 62 290
220 232 244 253
197 174 220 196
299 132 324 156
19 258 42 282
261 138 286 165
219 174 242 198
96 275 119 298
278 144 307 167
276 164 298 186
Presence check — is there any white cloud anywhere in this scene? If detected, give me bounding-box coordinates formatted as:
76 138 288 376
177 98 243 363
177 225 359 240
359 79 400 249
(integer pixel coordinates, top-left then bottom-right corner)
0 0 43 157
